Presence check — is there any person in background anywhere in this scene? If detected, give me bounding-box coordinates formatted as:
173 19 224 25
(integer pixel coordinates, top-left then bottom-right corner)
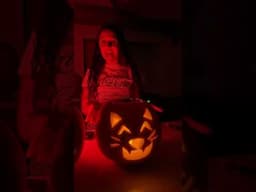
21 0 80 192
0 121 26 192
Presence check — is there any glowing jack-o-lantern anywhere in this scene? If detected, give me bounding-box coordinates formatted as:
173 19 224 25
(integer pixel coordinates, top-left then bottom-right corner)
96 101 161 164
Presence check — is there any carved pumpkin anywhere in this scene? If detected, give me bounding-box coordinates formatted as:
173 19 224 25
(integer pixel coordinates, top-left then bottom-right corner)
96 101 161 164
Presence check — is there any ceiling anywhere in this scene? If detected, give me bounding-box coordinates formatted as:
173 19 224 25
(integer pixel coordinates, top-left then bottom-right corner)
72 0 181 21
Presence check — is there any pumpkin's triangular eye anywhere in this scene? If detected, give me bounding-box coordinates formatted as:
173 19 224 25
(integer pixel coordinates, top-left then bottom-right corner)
110 112 122 128
143 108 152 121
140 121 153 133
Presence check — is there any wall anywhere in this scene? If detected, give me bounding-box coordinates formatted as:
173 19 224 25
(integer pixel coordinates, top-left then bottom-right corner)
184 0 252 148
74 23 181 97
75 0 181 20
0 0 24 57
185 0 249 98
73 1 181 97
129 40 181 97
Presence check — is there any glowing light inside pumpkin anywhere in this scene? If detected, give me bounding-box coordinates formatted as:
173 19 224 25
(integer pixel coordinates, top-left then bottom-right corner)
140 121 153 132
108 108 158 161
111 136 121 142
143 108 153 120
110 143 120 148
128 138 144 149
148 130 158 142
110 112 122 128
118 125 132 135
122 142 153 161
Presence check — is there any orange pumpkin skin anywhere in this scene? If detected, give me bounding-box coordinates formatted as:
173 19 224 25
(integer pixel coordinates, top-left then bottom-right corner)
96 101 161 165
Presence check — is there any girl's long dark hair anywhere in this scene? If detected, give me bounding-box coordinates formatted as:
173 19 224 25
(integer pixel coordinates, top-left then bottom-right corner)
87 24 142 101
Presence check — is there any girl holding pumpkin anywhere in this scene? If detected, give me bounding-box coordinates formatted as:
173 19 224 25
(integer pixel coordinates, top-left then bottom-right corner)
81 24 142 139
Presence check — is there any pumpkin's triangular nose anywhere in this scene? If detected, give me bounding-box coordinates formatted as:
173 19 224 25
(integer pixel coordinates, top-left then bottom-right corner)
128 138 144 149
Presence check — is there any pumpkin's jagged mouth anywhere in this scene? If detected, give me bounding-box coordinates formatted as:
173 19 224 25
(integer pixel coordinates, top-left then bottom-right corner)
122 143 153 161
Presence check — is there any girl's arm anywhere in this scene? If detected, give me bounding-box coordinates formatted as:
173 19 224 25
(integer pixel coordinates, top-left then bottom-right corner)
81 69 93 116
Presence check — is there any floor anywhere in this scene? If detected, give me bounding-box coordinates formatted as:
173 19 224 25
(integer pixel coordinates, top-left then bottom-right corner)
74 126 183 192
208 155 256 192
74 125 256 192
3 116 255 192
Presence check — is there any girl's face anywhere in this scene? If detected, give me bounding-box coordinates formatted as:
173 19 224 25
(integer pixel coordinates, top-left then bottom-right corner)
99 29 120 66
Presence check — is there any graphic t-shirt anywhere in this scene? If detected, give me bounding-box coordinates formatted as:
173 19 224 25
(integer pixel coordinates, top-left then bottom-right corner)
81 65 137 126
96 66 133 103
81 66 133 124
82 65 133 104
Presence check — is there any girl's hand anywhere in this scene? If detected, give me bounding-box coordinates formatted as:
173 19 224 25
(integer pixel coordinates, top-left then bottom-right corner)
93 101 101 110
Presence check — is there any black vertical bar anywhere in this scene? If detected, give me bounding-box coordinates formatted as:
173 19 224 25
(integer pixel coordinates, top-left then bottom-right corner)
22 0 30 44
